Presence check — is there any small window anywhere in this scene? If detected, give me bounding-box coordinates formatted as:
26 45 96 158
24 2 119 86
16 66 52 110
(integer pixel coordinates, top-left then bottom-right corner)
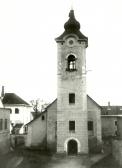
88 121 93 131
69 121 75 132
0 119 3 130
115 121 117 126
15 108 19 114
69 93 75 104
67 55 76 71
42 115 45 120
10 109 12 114
24 126 28 133
5 119 7 129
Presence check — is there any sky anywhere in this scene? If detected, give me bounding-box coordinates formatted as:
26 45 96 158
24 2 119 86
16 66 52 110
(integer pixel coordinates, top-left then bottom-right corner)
0 0 122 105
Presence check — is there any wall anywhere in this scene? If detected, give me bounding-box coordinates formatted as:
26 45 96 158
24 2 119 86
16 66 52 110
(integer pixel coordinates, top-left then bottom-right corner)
87 96 102 142
25 112 47 149
117 117 122 139
0 108 10 154
47 100 57 152
112 140 122 166
4 104 33 129
57 36 88 154
87 97 102 152
101 116 117 137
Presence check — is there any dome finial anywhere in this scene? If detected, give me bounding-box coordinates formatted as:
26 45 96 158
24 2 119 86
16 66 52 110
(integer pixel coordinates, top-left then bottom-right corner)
70 0 74 10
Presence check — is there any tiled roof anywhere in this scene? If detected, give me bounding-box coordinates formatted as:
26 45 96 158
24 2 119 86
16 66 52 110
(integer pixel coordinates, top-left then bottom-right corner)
2 93 29 105
101 106 122 115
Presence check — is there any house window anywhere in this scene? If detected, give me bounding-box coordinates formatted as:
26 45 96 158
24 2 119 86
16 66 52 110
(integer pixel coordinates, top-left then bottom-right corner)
42 115 45 120
5 119 7 129
0 119 3 130
15 108 19 114
67 55 76 71
10 109 12 114
69 93 75 104
69 121 75 132
88 121 93 131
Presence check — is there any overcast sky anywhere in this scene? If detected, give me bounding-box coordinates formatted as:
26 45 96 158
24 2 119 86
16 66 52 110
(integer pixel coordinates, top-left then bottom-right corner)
0 0 122 105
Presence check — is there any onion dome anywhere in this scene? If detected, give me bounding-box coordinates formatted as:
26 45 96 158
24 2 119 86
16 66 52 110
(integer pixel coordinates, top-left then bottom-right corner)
64 10 80 31
55 10 88 47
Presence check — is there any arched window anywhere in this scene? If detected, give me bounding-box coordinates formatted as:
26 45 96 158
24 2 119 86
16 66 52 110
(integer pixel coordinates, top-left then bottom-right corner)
67 55 76 71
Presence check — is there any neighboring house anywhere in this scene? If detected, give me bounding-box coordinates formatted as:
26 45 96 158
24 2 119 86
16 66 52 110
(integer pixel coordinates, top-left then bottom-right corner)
101 104 122 137
2 92 33 133
0 98 10 154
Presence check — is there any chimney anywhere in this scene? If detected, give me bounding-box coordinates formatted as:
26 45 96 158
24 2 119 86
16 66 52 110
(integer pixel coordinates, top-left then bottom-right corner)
1 86 5 98
107 101 111 111
108 101 110 107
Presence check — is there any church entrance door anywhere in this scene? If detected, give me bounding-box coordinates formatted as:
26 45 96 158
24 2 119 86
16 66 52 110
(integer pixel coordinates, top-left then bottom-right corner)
68 139 78 155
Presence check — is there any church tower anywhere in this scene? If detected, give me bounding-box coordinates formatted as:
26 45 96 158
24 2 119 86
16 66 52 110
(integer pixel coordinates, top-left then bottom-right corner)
55 10 88 154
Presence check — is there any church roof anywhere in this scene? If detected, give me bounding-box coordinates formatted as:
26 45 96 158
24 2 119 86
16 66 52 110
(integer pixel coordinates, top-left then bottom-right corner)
55 10 88 46
2 93 29 105
26 97 101 126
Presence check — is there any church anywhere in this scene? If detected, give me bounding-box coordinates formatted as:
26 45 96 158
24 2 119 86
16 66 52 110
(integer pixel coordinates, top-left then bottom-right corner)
25 10 102 155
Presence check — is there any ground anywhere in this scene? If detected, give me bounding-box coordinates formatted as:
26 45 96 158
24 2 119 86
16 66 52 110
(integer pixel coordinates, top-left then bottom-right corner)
0 147 120 168
91 154 121 168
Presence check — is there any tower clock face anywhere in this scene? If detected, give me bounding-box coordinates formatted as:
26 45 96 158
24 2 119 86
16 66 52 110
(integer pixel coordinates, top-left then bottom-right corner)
67 38 75 47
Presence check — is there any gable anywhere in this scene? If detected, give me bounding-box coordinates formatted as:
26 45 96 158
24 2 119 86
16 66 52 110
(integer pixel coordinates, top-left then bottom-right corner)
87 95 101 111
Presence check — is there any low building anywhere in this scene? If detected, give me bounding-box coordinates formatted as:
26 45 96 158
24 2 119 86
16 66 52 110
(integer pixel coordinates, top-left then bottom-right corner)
2 92 33 133
0 99 10 154
101 104 122 138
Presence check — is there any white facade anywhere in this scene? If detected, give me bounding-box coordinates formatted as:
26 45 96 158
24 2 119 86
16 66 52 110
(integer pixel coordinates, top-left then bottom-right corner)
4 104 33 133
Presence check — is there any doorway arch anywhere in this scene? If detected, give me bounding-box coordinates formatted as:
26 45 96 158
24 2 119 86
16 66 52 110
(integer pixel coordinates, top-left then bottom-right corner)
64 137 81 154
68 139 78 155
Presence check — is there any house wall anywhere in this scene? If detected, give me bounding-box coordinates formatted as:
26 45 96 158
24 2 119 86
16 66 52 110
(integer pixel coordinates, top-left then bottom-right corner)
0 108 10 154
117 117 122 139
101 116 117 137
47 100 57 152
25 112 47 148
4 104 33 126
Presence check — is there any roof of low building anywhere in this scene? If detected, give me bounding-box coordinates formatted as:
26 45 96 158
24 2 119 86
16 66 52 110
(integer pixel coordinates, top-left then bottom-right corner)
26 96 101 126
101 106 122 115
2 93 29 105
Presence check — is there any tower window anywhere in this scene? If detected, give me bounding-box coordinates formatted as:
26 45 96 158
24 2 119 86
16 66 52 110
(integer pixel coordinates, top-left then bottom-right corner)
15 108 19 114
69 121 75 132
42 115 45 120
69 93 75 104
88 121 93 131
67 55 76 71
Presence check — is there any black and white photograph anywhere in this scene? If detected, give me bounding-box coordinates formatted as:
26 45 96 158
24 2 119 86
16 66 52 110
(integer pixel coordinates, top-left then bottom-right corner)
0 0 122 167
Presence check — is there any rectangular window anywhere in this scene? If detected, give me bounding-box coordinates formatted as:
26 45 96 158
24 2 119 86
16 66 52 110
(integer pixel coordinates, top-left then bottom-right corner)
5 119 7 129
0 119 3 131
69 93 75 104
88 121 93 131
115 121 117 126
15 108 19 114
69 121 75 132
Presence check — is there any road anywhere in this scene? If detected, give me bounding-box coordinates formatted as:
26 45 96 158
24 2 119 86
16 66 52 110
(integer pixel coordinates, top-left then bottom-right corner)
0 148 91 168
